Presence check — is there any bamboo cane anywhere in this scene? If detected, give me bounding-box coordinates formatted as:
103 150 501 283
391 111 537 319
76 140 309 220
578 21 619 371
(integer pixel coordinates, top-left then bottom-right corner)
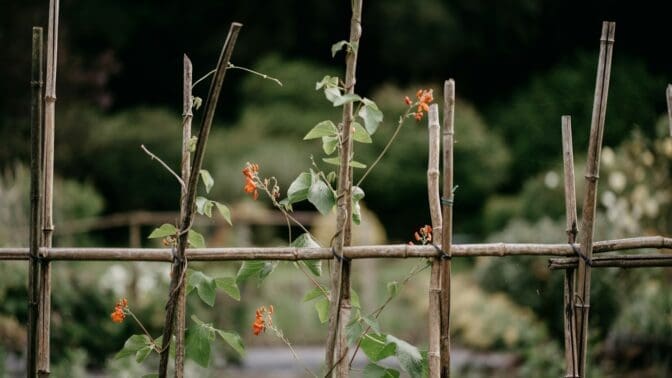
2 236 672 262
550 254 672 269
38 1 60 375
427 104 442 377
440 79 455 378
575 21 615 377
666 84 671 137
158 23 241 377
173 54 193 377
28 26 44 378
325 0 362 376
561 116 579 378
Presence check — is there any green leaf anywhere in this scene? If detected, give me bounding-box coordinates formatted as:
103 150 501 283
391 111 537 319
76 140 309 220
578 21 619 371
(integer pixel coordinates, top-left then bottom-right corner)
148 223 177 239
215 277 240 301
214 201 232 225
195 196 213 217
351 288 361 309
315 75 339 90
192 96 203 111
308 180 336 215
350 160 367 169
115 334 150 360
352 122 372 143
358 98 384 135
304 121 337 140
322 135 339 155
324 87 342 103
135 346 153 363
187 270 216 306
186 317 215 367
352 186 365 225
361 333 396 362
236 261 266 284
322 157 341 166
315 297 330 323
199 169 214 194
216 330 245 357
363 363 400 378
362 315 382 334
346 316 363 347
331 40 348 57
387 281 399 298
286 171 312 204
187 136 198 152
387 335 424 377
291 233 322 276
327 171 337 184
332 93 361 107
302 287 327 302
188 229 206 248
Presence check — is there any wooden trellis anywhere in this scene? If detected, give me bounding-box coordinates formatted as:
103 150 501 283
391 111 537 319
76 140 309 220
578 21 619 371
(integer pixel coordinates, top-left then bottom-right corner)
2 1 672 377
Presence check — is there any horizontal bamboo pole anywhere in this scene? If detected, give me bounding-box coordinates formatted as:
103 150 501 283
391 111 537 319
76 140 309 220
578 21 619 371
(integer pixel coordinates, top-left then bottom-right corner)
549 254 672 270
0 236 670 262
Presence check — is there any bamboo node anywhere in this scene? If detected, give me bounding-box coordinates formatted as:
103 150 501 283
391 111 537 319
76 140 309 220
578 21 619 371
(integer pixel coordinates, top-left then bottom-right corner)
584 174 599 182
45 95 57 102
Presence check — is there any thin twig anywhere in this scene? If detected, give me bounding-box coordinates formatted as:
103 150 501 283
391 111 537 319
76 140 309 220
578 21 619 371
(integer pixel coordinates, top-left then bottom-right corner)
141 144 186 189
227 62 283 86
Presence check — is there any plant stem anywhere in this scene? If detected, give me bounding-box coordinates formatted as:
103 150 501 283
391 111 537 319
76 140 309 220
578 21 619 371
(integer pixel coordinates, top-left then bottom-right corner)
141 144 186 189
356 110 412 187
227 62 283 86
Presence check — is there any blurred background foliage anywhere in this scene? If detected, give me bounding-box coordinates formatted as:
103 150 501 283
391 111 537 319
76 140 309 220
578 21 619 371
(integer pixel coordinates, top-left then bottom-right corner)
1 0 671 375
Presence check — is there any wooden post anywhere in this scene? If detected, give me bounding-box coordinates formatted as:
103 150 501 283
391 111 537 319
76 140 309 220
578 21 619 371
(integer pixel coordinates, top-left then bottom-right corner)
324 0 362 376
561 116 579 378
575 21 615 377
666 84 671 137
28 26 44 378
427 104 442 377
157 23 241 377
174 54 193 377
38 1 59 375
440 79 455 377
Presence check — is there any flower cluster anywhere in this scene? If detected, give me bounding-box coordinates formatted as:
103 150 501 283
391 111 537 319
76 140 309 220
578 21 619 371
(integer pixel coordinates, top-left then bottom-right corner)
243 162 260 200
409 225 433 245
111 298 128 323
414 89 434 121
252 305 274 336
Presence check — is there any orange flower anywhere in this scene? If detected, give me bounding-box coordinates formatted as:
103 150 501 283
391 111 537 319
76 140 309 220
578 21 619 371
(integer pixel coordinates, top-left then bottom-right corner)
252 308 265 335
409 225 433 245
411 89 434 122
243 163 260 200
252 305 275 336
110 298 128 324
404 96 412 105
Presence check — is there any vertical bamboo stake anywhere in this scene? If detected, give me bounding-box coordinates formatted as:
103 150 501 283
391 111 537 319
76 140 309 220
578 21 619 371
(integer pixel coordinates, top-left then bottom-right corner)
575 21 615 377
173 55 193 377
39 1 59 374
324 1 363 376
666 85 672 137
561 115 579 378
440 79 455 378
427 104 442 377
28 26 44 378
158 23 241 377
